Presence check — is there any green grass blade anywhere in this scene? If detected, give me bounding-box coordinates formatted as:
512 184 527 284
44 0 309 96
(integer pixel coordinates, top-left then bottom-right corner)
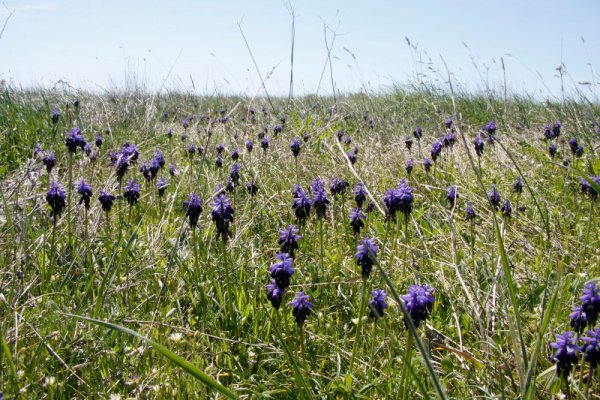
66 314 237 399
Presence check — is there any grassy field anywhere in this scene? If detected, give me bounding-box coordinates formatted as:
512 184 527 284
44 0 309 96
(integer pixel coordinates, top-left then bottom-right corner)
0 85 599 399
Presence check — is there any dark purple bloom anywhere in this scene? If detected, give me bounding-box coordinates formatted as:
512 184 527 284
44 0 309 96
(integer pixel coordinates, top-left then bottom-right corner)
139 162 151 181
580 176 600 200
211 193 234 242
42 153 57 174
552 121 561 138
278 225 301 258
34 143 42 157
413 127 422 140
270 252 294 289
215 154 223 168
405 159 413 175
442 132 456 147
169 164 179 176
384 179 413 220
405 136 413 151
580 282 600 326
500 198 512 218
355 238 378 279
369 288 388 318
483 120 496 135
246 180 258 196
353 182 367 209
423 158 432 172
95 135 103 148
123 179 140 206
465 201 476 220
182 118 190 129
156 178 168 197
65 127 86 153
46 181 66 217
292 185 312 223
231 148 239 160
569 138 579 154
336 129 345 141
570 305 588 334
543 124 553 140
184 193 203 228
513 176 523 193
51 108 60 124
266 279 285 310
187 143 196 155
245 140 254 153
84 142 92 156
290 291 313 328
77 179 93 209
273 124 282 135
446 185 458 206
167 128 173 138
343 135 352 145
369 117 375 129
302 132 310 142
401 284 435 328
473 135 485 157
330 177 349 197
430 140 442 162
444 117 453 129
311 178 330 218
349 208 366 235
549 143 557 159
73 98 80 110
98 191 115 212
488 185 501 208
576 145 584 158
347 147 358 164
261 137 270 151
216 143 225 155
291 138 301 157
582 328 600 368
229 162 240 185
550 331 581 378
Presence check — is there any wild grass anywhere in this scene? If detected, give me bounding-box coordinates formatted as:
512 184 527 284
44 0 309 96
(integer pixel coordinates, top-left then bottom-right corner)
0 84 599 399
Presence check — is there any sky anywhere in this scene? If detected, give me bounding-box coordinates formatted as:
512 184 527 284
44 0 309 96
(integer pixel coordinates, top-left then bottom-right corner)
1 0 599 99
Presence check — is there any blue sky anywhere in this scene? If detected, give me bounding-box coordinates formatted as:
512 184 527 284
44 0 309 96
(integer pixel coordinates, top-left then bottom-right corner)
1 0 599 99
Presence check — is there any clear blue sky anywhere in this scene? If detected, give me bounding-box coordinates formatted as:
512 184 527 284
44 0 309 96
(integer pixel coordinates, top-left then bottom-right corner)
1 0 599 99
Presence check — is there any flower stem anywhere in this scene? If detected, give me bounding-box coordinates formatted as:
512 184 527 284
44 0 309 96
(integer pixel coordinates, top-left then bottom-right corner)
400 333 415 400
349 278 369 372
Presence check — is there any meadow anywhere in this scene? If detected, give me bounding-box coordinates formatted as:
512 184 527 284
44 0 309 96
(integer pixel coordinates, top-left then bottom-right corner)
0 83 599 399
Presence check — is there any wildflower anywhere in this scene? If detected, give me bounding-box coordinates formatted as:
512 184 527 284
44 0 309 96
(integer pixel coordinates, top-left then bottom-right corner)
580 282 600 326
343 135 352 145
278 225 301 258
349 208 366 235
266 280 285 310
183 193 203 228
336 130 344 141
73 98 80 110
211 193 234 242
446 185 458 206
347 147 358 164
46 181 66 217
543 124 553 140
549 143 557 159
488 185 501 208
384 179 413 220
229 162 240 185
273 124 282 135
580 176 600 200
169 164 179 176
65 127 86 153
291 138 301 157
95 135 103 148
302 132 310 142
215 154 223 168
369 288 388 318
465 201 476 220
98 191 115 212
42 153 57 174
353 182 367 208
401 284 435 328
167 128 173 138
292 185 312 223
182 118 189 129
156 178 168 197
245 140 254 153
552 121 561 138
270 252 294 289
77 179 93 210
444 117 453 129
216 143 225 155
84 142 93 156
330 177 349 197
311 178 330 218
413 127 422 140
123 179 140 206
513 176 523 193
34 143 42 157
569 138 579 154
473 134 485 157
405 136 413 151
355 238 378 279
369 117 375 129
405 159 413 175
187 143 196 156
550 331 581 379
570 305 588 334
430 140 442 162
500 198 512 218
290 292 313 328
231 148 239 160
442 132 456 147
483 120 496 135
582 328 600 368
51 108 60 124
423 158 432 172
246 180 259 196
261 137 270 150
576 145 584 158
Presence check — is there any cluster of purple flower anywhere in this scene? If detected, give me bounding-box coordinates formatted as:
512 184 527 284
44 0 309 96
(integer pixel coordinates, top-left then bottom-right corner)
383 179 413 221
292 185 312 224
401 284 435 328
211 192 235 242
580 175 600 200
184 193 203 228
311 178 330 218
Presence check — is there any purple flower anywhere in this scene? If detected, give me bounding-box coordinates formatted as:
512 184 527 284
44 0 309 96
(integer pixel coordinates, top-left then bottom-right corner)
401 284 435 328
347 147 358 164
500 198 512 218
46 181 66 217
353 182 367 209
384 179 413 221
488 185 501 208
413 127 422 140
211 193 234 242
216 143 225 155
167 128 173 139
51 108 60 124
444 117 453 129
580 282 600 326
290 291 313 327
582 328 600 368
465 201 476 220
291 138 301 157
423 158 432 172
405 136 413 151
183 193 203 228
430 140 442 162
549 143 557 159
513 176 523 194
98 191 115 212
576 145 584 158
278 225 301 258
369 117 375 129
169 164 179 176
229 162 240 185
552 121 561 138
231 148 239 160
442 132 456 147
446 185 458 206
482 120 496 135
65 127 86 153
550 331 581 378
245 140 254 153
123 179 140 206
369 288 388 318
77 179 93 209
187 143 196 155
355 238 378 279
330 177 349 197
261 137 270 151
349 208 366 235
569 138 579 154
343 135 352 145
34 143 42 157
543 124 553 140
270 252 294 289
580 175 600 200
42 153 57 174
473 135 485 157
215 154 223 168
266 279 285 310
273 124 282 135
182 118 190 129
302 132 310 142
292 185 312 223
246 180 258 196
405 159 413 175
570 305 588 334
95 134 103 148
156 178 168 197
311 178 330 218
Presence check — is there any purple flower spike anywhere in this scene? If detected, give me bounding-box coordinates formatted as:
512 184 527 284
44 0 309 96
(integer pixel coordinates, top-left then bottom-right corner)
413 127 422 140
311 178 329 218
500 198 512 218
261 137 270 150
401 284 435 328
444 117 453 129
245 140 254 153
42 153 57 174
156 178 168 197
570 305 588 334
183 193 203 228
292 185 312 223
291 138 301 157
77 179 93 210
330 177 349 197
430 140 442 162
582 328 600 368
46 181 66 217
550 331 581 378
349 208 366 235
513 176 523 194
353 182 367 209
266 279 285 310
423 158 432 172
465 201 476 220
580 175 600 200
270 252 294 289
278 225 301 258
549 143 557 159
290 291 313 328
405 159 413 175
473 134 485 157
51 108 60 124
405 136 413 151
211 193 234 242
369 288 388 318
355 238 378 279
123 179 140 206
488 185 501 208
446 185 458 206
580 282 600 326
98 191 115 212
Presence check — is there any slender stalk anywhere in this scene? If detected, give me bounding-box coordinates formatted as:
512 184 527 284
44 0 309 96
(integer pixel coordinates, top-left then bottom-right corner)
368 318 378 379
349 278 369 372
400 333 415 400
67 152 73 251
